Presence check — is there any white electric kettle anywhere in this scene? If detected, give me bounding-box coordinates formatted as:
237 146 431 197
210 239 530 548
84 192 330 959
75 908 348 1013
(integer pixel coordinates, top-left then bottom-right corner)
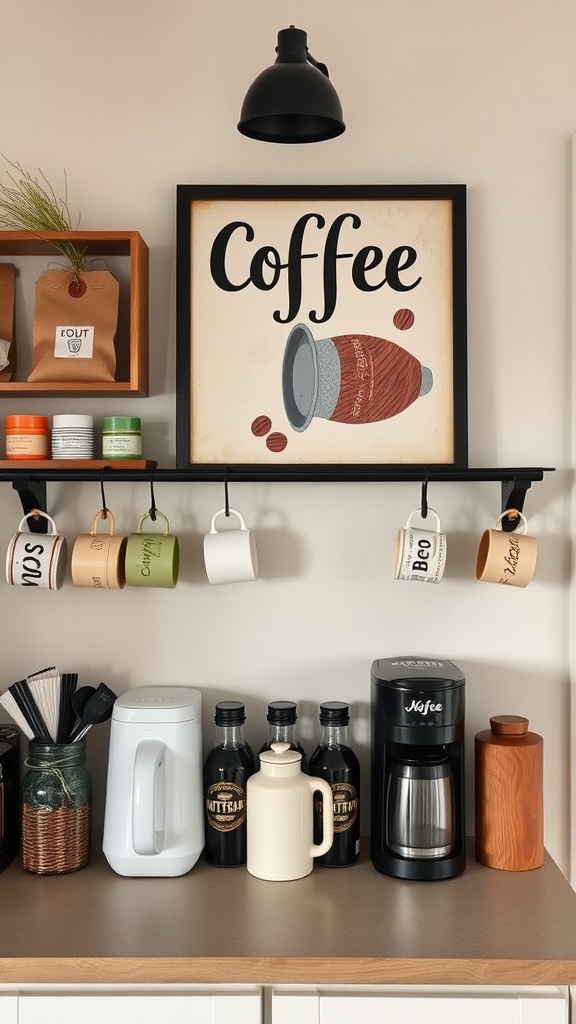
102 686 204 876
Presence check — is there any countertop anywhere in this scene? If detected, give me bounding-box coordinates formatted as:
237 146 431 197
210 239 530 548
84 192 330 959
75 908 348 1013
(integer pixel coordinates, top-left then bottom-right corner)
1 840 576 987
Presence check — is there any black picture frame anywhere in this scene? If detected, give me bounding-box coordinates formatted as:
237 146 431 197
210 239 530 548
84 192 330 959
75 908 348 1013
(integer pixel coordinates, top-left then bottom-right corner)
176 184 468 480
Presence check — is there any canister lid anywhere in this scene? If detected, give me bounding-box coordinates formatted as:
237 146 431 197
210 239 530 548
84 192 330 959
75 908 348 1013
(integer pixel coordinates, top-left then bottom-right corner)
6 415 48 429
259 741 302 765
490 715 529 735
102 416 141 431
52 414 94 428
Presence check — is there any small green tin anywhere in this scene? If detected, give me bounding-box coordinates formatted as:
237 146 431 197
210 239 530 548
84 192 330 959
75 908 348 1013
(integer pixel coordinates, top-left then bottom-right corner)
102 416 142 460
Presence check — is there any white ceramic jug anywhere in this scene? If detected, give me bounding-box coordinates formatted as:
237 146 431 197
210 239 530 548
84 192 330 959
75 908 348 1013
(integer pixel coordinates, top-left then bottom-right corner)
102 686 204 877
246 741 334 880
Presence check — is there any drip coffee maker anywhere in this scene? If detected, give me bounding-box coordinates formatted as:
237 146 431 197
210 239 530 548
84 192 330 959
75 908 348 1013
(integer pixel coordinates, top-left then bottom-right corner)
370 656 466 881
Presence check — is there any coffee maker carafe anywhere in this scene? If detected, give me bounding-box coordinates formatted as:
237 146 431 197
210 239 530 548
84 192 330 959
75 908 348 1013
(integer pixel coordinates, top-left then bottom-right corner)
371 657 465 880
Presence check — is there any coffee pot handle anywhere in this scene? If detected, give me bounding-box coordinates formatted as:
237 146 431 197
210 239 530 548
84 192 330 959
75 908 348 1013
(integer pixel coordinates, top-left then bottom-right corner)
132 739 166 856
308 777 334 858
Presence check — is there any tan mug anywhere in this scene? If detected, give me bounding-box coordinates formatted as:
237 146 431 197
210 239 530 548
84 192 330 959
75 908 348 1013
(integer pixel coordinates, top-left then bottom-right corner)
71 509 127 589
476 510 538 588
6 510 67 590
125 510 179 589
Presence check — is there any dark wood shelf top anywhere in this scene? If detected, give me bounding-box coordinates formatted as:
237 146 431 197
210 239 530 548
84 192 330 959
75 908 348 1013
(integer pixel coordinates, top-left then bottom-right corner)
0 460 156 470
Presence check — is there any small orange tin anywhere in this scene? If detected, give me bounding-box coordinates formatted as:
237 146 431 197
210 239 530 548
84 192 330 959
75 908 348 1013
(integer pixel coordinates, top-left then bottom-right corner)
5 415 49 460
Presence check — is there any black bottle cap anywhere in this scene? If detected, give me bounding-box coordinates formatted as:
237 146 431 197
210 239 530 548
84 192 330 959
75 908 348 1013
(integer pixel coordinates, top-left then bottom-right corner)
319 701 350 725
214 701 246 725
267 700 297 724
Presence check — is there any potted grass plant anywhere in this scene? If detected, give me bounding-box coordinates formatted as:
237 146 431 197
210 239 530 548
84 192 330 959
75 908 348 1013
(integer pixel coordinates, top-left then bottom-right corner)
0 159 87 283
0 158 118 383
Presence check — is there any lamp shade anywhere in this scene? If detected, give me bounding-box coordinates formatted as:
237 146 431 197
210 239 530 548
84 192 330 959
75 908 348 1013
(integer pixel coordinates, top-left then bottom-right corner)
238 27 345 144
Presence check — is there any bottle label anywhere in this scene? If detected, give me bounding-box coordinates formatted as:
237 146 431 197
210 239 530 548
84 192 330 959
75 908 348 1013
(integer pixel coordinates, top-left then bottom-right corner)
205 781 246 832
330 782 359 833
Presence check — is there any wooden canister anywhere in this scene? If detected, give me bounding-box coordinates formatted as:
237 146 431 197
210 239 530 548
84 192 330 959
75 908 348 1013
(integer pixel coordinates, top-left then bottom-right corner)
475 715 544 870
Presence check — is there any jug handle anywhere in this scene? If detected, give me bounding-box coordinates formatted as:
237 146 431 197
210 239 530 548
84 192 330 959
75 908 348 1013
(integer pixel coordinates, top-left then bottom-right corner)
132 739 166 856
308 777 334 858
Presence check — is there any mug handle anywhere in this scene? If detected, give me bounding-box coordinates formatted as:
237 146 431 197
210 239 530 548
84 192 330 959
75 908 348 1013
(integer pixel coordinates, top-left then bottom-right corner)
17 510 58 536
209 508 247 534
405 507 441 533
308 777 334 858
496 509 528 534
90 509 116 537
136 510 170 535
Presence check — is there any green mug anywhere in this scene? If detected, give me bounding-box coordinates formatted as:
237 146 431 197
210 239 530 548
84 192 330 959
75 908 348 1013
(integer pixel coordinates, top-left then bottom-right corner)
125 510 179 589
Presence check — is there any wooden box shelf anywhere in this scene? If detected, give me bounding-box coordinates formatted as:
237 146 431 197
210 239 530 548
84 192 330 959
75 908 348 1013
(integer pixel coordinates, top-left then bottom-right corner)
0 460 157 470
0 230 149 396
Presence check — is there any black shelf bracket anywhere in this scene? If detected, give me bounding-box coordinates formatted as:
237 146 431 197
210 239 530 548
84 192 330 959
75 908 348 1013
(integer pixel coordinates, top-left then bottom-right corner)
11 477 48 533
500 478 532 532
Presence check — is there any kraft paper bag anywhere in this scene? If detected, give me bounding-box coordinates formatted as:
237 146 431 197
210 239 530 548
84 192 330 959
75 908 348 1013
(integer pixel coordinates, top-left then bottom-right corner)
0 263 16 381
28 269 118 383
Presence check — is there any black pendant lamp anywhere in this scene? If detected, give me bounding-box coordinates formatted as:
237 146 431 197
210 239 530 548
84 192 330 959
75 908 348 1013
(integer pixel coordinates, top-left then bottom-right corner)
237 26 345 144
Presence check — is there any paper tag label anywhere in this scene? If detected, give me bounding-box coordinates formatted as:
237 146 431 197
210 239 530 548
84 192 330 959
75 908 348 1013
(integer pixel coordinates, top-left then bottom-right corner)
54 326 94 358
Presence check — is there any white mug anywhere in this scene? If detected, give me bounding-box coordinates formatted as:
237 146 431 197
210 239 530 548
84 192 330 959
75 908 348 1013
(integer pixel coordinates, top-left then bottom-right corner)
6 511 68 590
203 508 258 586
394 507 447 584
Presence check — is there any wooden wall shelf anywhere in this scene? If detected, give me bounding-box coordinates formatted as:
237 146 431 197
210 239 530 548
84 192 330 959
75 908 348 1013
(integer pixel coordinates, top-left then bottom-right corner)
0 230 149 395
0 460 157 471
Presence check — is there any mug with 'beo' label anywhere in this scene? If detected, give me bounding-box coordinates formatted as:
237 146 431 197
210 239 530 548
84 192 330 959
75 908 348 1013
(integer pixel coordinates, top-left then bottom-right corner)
394 508 447 585
6 511 68 590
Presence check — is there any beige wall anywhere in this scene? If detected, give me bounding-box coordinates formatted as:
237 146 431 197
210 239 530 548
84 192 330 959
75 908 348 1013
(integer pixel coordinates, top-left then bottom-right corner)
0 1 574 876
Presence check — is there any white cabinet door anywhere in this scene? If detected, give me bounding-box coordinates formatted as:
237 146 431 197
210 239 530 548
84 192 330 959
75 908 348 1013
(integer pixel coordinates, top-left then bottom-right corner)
18 990 261 1024
271 986 567 1024
0 994 17 1024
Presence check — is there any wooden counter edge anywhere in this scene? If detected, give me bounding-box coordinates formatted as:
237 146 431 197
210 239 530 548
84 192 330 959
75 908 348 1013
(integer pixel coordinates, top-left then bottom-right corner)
1 957 576 987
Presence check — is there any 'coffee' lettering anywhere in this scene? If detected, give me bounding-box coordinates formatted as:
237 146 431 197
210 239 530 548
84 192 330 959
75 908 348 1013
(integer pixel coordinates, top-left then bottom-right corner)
210 213 421 325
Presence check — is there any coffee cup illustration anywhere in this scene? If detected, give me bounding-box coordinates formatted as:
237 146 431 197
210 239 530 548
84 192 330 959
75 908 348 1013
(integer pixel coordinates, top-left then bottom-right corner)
282 323 432 431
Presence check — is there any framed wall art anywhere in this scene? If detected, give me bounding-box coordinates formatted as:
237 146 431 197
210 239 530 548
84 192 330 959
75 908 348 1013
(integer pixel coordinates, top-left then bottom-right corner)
175 184 468 479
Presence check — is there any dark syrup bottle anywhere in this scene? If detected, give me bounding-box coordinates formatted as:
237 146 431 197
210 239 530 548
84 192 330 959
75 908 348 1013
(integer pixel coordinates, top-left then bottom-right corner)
309 701 360 867
203 701 255 866
259 700 308 772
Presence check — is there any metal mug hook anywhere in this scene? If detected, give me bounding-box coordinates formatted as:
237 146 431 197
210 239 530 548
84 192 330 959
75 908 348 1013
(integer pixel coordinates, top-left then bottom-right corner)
420 467 429 519
149 465 157 522
224 467 230 517
99 465 110 520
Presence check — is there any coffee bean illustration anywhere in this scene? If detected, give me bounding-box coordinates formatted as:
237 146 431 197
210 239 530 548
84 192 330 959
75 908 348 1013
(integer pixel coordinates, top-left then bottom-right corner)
266 432 288 453
393 308 415 330
251 415 272 436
